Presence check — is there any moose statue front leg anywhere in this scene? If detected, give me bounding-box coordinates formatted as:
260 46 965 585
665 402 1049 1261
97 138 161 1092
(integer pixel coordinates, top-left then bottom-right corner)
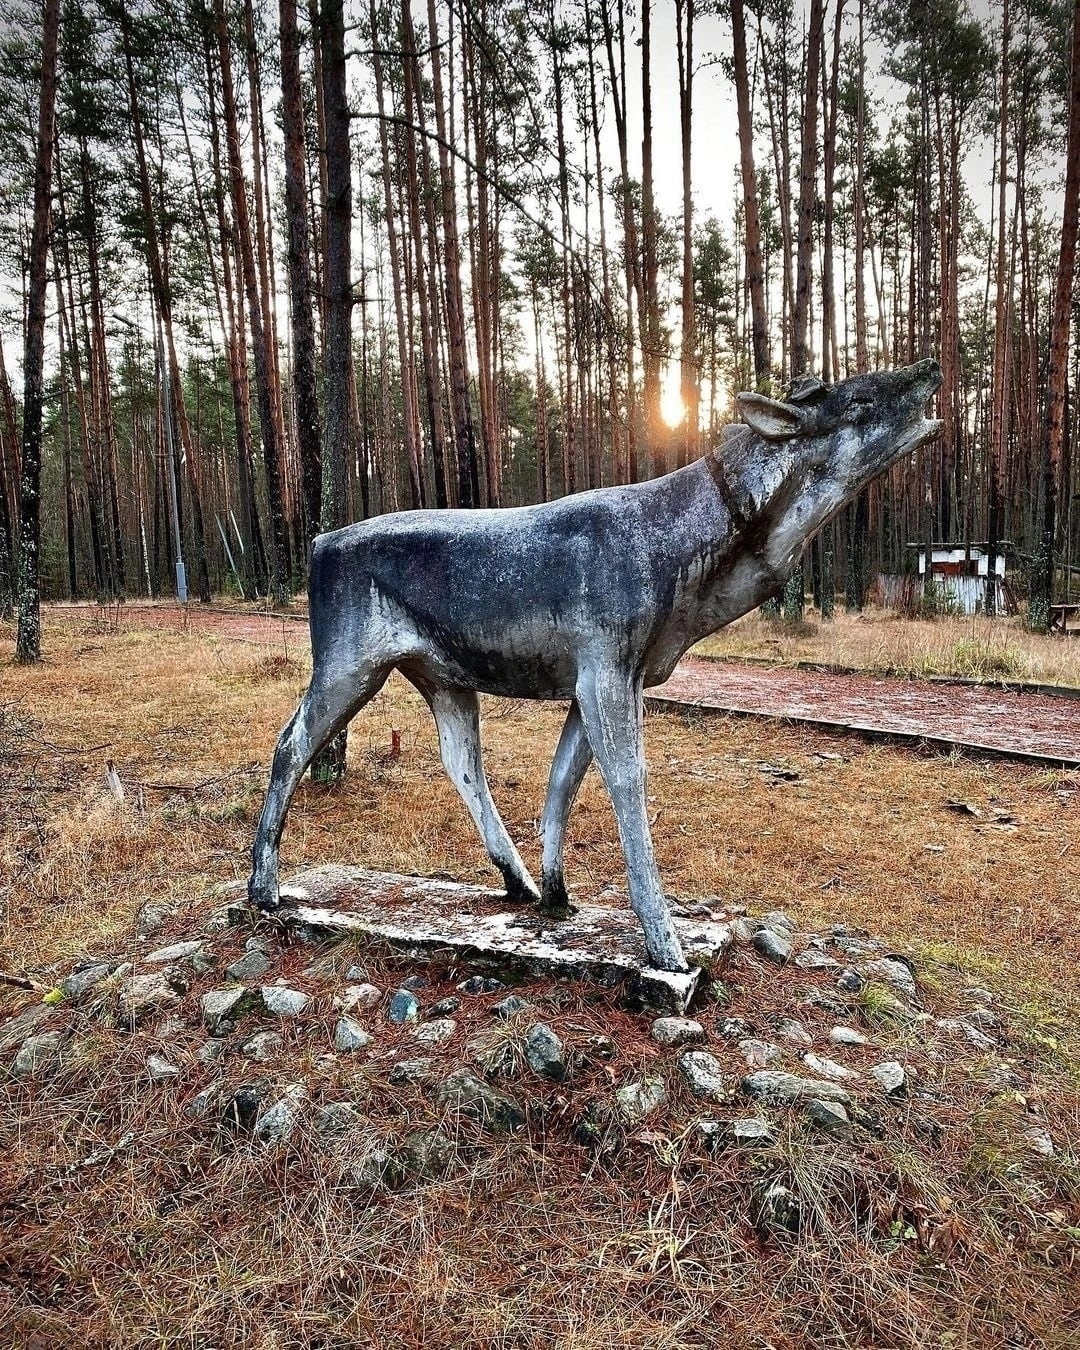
574 668 689 973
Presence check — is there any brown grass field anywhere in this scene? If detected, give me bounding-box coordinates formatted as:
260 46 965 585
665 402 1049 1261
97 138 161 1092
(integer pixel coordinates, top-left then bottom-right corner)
697 609 1080 686
1 608 1078 1348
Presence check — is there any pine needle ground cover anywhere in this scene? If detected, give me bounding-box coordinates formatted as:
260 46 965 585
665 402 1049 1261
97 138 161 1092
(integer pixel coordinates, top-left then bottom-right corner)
1 611 1077 1349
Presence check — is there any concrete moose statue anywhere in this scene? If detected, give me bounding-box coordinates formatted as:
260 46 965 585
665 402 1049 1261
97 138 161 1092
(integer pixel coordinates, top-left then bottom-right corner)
250 359 942 973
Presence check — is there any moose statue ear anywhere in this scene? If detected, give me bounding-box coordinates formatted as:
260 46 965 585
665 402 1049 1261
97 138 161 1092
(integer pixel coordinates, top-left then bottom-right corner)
736 392 805 441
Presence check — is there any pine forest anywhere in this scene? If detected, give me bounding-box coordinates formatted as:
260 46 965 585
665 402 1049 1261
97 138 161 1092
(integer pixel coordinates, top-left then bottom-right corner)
1 0 1078 643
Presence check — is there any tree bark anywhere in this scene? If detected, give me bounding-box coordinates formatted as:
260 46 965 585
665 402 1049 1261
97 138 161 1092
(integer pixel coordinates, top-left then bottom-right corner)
214 0 291 603
1034 0 1080 627
676 0 696 465
280 0 323 552
15 0 60 662
791 0 824 378
731 0 770 388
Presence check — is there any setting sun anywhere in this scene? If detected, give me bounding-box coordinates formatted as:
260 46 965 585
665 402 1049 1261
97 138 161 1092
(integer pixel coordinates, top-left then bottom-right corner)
659 372 687 428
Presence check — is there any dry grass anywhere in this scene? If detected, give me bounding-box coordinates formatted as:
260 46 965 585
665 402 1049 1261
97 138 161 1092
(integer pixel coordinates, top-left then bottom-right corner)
695 609 1080 687
1 610 1079 1349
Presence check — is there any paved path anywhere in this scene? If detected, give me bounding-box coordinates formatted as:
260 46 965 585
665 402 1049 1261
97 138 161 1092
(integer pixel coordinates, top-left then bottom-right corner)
651 657 1080 768
48 603 1080 768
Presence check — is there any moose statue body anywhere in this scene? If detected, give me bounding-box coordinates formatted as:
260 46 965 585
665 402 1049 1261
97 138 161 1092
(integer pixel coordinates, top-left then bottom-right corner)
250 359 942 973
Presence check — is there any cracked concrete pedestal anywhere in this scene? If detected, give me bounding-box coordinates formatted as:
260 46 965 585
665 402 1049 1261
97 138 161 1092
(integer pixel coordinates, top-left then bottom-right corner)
240 866 731 1014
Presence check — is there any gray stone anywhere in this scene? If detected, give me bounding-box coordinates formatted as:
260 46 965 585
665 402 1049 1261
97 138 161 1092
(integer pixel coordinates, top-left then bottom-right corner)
144 940 205 965
935 1018 996 1053
831 937 878 958
525 1023 567 1080
1022 1125 1054 1158
60 963 111 1001
402 974 429 990
388 989 420 1023
836 969 864 993
752 1179 802 1236
458 975 505 994
615 1077 667 1126
774 1018 812 1046
729 1117 777 1146
863 957 917 1001
434 1069 524 1132
261 986 311 1018
651 1016 705 1046
428 996 462 1018
742 1071 853 1107
336 983 382 1013
753 928 792 966
761 910 795 934
801 1052 858 1082
401 1127 457 1178
491 994 532 1019
255 1086 306 1144
739 1038 782 1069
314 1102 363 1138
731 917 759 943
202 986 253 1035
961 1006 999 1030
794 949 841 971
413 1017 457 1047
136 902 175 937
12 1031 64 1077
975 1061 1025 1092
226 949 272 982
119 971 183 1027
719 1017 751 1039
829 1025 868 1047
240 1030 284 1062
388 1057 436 1086
346 1147 396 1190
869 1061 907 1095
185 1081 223 1118
245 935 271 953
678 1050 732 1103
146 1053 179 1082
334 1017 374 1052
805 1098 851 1135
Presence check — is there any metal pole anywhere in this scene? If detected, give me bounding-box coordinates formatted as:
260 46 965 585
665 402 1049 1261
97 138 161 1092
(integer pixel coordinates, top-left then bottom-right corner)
158 324 187 603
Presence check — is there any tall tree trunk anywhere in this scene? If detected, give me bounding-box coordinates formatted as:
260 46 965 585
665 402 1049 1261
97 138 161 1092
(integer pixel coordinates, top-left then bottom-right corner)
280 0 324 554
15 0 59 662
599 0 642 479
676 0 696 465
640 0 662 457
987 0 1010 616
370 0 423 507
1034 0 1080 627
731 0 769 388
402 0 448 507
425 0 479 507
312 0 352 783
791 0 824 378
119 0 212 602
214 0 291 603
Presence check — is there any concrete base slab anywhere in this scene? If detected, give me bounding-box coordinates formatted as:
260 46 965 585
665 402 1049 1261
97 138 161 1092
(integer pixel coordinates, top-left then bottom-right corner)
250 866 731 1014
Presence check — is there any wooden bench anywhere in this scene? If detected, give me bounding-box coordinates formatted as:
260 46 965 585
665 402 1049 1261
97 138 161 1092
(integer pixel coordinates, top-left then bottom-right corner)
1049 602 1080 635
